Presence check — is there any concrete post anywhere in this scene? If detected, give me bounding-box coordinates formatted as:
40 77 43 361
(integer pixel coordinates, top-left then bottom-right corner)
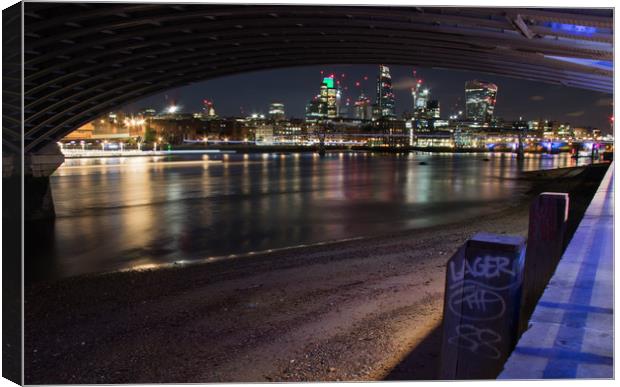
440 232 526 380
519 193 569 334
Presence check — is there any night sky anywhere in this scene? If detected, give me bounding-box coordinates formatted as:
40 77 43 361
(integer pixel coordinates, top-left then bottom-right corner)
126 64 613 133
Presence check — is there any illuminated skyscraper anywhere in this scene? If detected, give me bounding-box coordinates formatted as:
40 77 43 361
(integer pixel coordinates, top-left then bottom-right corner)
426 100 440 119
374 65 396 119
269 102 285 121
411 78 429 115
318 76 338 119
202 99 217 118
335 84 344 117
305 95 322 122
465 80 498 123
411 83 431 119
354 93 372 120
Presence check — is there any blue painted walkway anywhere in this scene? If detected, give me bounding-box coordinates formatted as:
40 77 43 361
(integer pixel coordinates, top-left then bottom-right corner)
499 162 614 379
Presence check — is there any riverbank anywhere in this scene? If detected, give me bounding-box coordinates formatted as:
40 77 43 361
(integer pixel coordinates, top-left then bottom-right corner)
24 163 609 384
61 143 601 158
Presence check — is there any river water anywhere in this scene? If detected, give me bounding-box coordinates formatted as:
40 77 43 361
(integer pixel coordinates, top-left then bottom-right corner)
26 151 593 282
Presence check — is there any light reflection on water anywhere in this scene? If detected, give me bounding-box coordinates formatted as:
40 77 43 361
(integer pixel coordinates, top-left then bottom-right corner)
26 152 593 282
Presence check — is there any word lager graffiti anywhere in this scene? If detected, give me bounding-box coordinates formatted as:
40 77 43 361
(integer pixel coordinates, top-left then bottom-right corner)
449 255 517 283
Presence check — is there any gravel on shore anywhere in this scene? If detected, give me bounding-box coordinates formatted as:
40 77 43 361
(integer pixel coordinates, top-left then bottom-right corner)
24 163 609 384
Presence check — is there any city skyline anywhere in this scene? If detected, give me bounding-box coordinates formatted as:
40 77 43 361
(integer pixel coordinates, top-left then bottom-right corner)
124 64 613 132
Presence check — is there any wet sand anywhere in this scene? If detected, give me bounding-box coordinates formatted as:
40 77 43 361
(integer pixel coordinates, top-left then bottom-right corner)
24 163 608 384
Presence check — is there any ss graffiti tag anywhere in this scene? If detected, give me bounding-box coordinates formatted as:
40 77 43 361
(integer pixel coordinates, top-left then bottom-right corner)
448 324 502 359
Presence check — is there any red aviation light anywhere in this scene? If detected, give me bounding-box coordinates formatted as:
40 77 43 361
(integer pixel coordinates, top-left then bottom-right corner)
355 81 361 87
363 75 368 81
320 70 324 75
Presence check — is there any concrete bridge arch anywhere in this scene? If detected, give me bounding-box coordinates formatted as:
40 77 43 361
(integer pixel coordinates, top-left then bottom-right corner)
16 3 613 153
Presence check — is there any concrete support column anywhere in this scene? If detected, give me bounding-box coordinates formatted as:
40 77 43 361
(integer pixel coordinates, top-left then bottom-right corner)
516 132 525 161
25 143 65 178
22 143 65 220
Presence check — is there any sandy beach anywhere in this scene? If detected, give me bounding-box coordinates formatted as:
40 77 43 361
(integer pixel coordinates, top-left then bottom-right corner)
24 163 608 384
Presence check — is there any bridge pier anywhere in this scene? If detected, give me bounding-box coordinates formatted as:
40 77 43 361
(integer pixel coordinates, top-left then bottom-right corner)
3 143 65 221
25 143 65 220
516 132 525 161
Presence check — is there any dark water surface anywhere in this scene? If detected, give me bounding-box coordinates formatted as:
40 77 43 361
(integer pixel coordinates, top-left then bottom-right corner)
26 152 592 282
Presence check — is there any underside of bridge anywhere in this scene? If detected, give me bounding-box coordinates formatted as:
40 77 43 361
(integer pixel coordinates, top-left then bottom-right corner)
17 3 613 154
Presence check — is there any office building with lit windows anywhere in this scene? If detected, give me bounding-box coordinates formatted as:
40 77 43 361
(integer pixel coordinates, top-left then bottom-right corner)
202 99 217 119
319 76 338 119
465 80 498 123
269 102 285 121
426 100 440 119
411 80 430 119
374 65 396 119
305 95 322 122
354 93 373 120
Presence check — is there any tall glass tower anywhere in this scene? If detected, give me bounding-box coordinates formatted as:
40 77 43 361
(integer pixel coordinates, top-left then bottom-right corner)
374 65 396 119
319 76 337 119
354 93 372 120
268 102 285 121
411 80 430 119
305 95 322 122
465 80 498 123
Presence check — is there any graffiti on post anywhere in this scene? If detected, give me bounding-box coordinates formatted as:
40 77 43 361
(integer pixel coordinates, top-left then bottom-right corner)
447 254 520 321
441 233 525 379
449 255 517 282
449 284 505 320
448 324 502 359
446 253 521 356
